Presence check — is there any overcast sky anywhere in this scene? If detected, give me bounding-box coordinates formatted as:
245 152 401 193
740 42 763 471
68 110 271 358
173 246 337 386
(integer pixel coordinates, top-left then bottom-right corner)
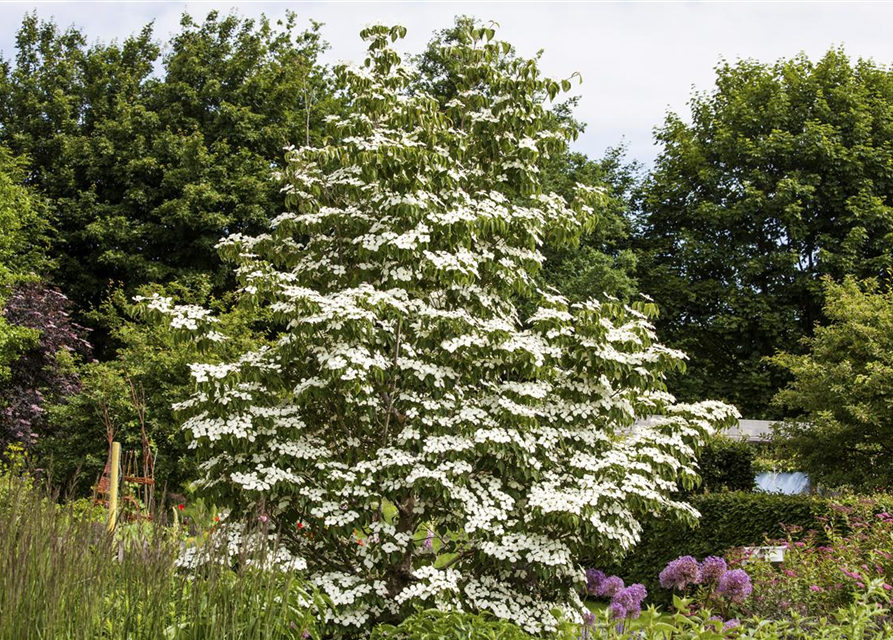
2 1 893 166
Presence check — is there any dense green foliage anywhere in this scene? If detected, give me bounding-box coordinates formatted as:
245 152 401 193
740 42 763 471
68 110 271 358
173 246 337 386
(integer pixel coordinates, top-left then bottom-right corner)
0 11 334 345
372 610 544 640
0 146 45 380
539 145 640 304
599 492 839 603
636 49 893 417
771 275 893 490
696 436 757 494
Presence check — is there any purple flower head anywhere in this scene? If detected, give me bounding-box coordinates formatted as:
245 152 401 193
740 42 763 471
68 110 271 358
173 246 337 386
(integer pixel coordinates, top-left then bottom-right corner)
581 611 596 627
423 530 434 550
723 619 740 631
701 556 728 584
612 584 647 619
599 576 625 598
625 583 647 604
585 569 606 596
609 601 626 620
659 556 702 591
717 569 753 603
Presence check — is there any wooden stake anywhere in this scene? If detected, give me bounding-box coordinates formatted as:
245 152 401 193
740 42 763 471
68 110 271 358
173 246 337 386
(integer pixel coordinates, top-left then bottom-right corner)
107 441 121 533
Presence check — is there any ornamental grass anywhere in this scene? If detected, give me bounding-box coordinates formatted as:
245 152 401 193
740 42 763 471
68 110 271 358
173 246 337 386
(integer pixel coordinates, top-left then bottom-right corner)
0 473 320 640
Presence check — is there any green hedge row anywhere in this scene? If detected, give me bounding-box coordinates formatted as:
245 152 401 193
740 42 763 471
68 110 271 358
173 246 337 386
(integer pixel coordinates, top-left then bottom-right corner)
696 436 756 493
595 491 834 603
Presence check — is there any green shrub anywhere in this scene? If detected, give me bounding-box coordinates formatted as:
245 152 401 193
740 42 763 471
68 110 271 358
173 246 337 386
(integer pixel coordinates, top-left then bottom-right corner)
371 589 893 640
696 436 756 493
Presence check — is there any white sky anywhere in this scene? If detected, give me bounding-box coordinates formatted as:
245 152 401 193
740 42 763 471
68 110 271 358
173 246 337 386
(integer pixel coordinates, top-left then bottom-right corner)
2 1 893 166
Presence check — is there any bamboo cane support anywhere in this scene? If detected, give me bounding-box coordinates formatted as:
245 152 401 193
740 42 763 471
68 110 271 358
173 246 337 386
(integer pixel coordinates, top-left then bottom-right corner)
107 441 121 532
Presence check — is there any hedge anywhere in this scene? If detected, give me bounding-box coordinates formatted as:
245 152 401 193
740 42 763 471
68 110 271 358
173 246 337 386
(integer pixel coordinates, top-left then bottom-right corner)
696 436 756 493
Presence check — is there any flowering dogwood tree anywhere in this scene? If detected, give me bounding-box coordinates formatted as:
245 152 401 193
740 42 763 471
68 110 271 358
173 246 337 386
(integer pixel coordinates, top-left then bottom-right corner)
140 24 737 633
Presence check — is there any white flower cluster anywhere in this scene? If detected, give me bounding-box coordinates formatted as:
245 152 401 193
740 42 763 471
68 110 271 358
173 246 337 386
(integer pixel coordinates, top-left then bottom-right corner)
479 533 573 567
134 293 221 336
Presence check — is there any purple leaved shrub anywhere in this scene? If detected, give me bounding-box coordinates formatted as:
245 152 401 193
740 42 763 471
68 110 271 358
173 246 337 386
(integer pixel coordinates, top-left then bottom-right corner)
0 283 91 448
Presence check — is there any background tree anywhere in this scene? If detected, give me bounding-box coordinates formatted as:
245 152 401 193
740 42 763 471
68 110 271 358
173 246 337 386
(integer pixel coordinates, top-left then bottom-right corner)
142 24 736 632
0 11 335 351
771 275 893 490
636 49 893 417
539 143 640 305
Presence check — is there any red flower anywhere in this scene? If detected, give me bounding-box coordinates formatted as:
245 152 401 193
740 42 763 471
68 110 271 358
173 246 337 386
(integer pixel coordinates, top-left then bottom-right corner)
178 504 185 511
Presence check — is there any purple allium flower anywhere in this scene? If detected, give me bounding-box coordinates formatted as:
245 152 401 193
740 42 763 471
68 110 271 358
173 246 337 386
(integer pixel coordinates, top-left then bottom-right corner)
625 583 647 604
700 556 728 584
581 611 596 627
723 619 740 631
659 556 702 591
585 569 606 596
717 569 753 603
599 576 625 598
612 583 647 619
609 601 626 619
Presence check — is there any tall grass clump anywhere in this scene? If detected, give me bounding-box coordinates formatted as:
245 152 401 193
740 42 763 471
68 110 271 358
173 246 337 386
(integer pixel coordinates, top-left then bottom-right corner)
0 473 322 640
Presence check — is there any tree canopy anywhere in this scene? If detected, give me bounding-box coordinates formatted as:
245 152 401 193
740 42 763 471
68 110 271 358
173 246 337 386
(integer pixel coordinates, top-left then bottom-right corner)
636 49 893 416
0 11 335 346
